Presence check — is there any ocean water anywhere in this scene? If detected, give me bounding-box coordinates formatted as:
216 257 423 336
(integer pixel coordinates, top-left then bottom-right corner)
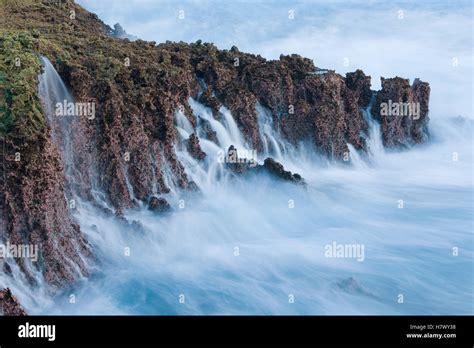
69 115 472 315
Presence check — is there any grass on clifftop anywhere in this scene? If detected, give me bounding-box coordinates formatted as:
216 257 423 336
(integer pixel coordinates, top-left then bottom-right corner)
0 31 44 139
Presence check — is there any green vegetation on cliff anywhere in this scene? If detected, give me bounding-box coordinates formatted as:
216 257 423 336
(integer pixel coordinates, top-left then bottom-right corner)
0 31 43 138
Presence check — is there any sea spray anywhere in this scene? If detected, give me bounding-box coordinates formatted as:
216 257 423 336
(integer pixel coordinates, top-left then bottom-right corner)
47 109 473 315
15 58 473 316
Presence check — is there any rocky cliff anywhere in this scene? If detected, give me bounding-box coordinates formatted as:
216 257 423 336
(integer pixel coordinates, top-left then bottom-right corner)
0 288 27 315
371 77 430 147
0 0 430 307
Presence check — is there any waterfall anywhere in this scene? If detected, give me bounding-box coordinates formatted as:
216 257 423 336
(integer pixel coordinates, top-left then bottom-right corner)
175 98 384 183
175 109 194 137
37 56 138 208
173 98 258 189
187 98 248 153
219 105 246 150
256 102 285 160
0 57 85 314
38 56 78 187
362 94 384 159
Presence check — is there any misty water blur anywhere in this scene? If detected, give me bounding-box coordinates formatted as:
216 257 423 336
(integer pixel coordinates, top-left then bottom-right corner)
23 61 472 314
2 10 472 313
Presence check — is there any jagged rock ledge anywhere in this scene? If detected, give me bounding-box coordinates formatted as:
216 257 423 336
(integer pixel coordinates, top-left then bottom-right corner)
0 288 27 316
226 146 305 186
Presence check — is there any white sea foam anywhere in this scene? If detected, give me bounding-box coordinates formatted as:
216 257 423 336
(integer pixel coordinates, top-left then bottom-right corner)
5 55 472 316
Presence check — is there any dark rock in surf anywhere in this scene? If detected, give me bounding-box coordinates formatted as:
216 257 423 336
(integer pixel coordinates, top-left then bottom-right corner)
259 158 305 185
186 133 206 161
148 196 171 213
225 145 305 185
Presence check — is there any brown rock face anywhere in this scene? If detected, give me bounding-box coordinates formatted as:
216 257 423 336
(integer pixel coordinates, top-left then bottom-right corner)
197 86 222 117
186 133 206 161
371 77 430 147
345 69 372 108
192 53 373 158
40 33 429 216
1 135 91 288
0 288 27 316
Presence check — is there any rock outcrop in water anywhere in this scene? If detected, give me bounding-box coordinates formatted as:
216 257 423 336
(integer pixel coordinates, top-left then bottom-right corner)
148 196 171 213
226 146 305 185
259 158 305 185
0 0 430 292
